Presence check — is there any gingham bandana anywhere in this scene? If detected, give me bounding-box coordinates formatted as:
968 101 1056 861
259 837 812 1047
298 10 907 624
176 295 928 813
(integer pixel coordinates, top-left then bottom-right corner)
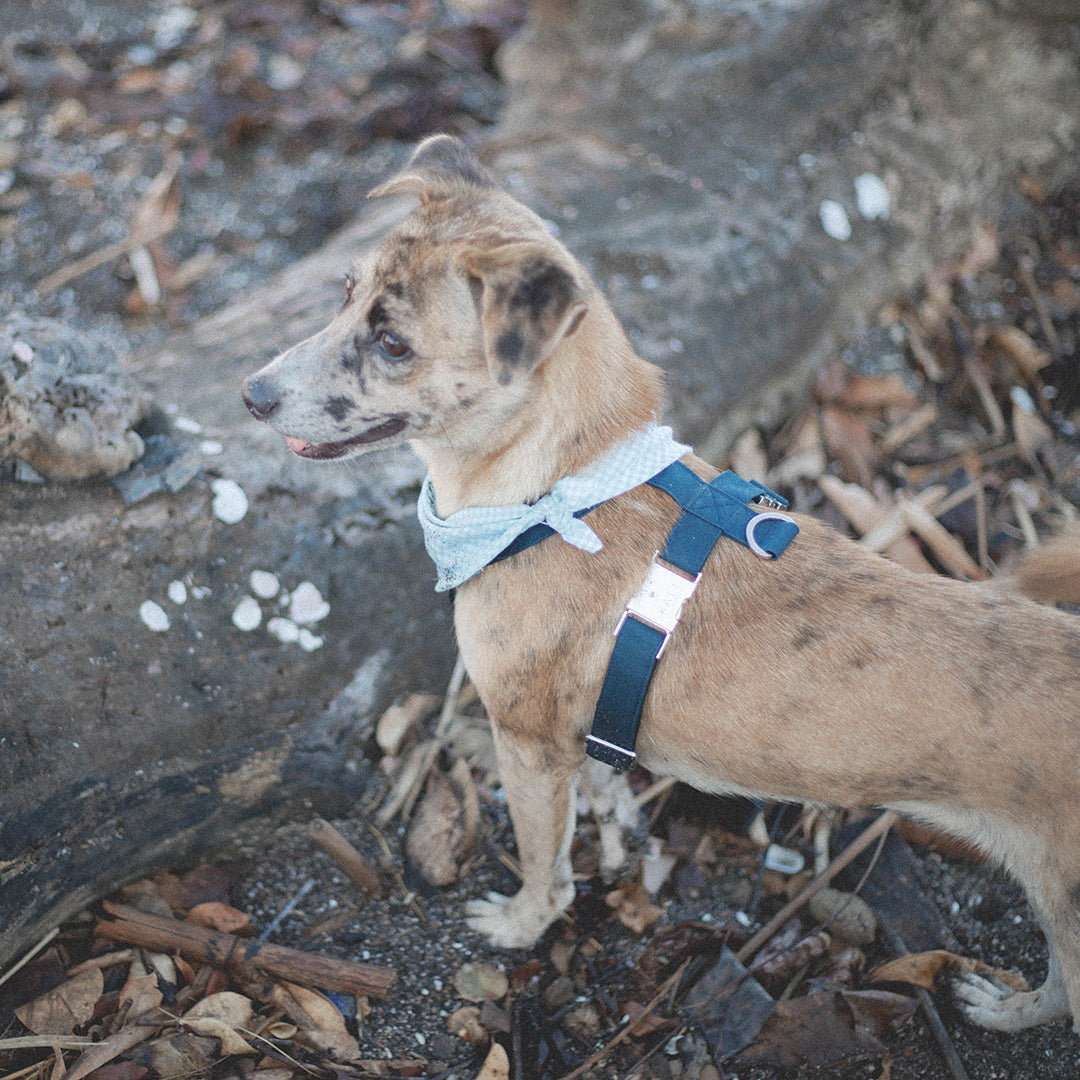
418 423 691 591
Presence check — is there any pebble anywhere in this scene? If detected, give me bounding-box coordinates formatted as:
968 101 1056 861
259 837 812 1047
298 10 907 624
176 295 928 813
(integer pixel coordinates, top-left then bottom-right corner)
139 599 170 632
297 628 324 652
210 478 248 523
289 581 330 623
854 172 890 220
267 616 300 644
231 595 262 631
167 580 187 605
249 569 280 599
819 199 852 241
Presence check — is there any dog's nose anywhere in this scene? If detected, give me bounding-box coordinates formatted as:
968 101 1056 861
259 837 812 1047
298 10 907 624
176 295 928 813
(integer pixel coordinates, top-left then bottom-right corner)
242 375 280 421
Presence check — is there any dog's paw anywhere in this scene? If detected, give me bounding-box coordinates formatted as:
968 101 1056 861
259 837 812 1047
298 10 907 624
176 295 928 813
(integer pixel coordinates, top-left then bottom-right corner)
465 891 560 949
951 970 1058 1033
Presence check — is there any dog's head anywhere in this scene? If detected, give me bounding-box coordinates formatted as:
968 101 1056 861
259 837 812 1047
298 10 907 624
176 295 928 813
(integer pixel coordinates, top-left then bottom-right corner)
242 136 589 463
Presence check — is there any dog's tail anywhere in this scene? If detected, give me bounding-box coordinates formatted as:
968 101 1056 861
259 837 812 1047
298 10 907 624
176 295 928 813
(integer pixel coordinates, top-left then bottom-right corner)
1001 533 1080 605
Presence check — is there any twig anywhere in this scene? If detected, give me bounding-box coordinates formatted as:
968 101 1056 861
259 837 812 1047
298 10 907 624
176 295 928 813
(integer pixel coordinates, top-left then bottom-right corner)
309 818 383 898
0 928 59 989
735 810 899 965
97 901 395 997
556 962 689 1080
258 877 316 942
633 775 677 808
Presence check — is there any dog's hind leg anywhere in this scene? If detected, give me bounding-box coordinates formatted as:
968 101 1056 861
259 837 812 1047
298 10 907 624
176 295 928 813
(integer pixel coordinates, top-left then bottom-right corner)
466 726 580 948
954 858 1080 1031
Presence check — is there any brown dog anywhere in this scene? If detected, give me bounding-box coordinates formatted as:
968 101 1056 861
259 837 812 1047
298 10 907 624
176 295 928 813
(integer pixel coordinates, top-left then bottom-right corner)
243 135 1080 1033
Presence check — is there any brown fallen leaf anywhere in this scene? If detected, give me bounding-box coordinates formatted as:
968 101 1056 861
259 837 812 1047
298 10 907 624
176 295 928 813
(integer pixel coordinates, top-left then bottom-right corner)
404 759 479 886
270 980 361 1062
868 949 1029 993
737 989 917 1069
838 373 917 412
453 962 509 1003
605 882 662 935
15 968 104 1035
181 991 256 1056
125 1032 218 1079
820 405 877 489
991 325 1051 380
186 901 253 935
473 1041 510 1080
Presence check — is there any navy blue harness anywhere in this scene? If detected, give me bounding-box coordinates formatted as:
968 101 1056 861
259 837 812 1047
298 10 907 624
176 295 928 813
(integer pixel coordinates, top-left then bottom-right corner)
488 461 799 771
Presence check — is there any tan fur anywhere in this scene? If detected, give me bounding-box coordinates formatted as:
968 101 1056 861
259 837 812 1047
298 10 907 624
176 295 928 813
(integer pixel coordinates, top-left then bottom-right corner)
244 136 1080 1034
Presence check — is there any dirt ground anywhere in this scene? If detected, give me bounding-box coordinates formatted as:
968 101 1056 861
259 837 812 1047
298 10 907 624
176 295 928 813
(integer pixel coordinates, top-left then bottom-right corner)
3 2 1080 1078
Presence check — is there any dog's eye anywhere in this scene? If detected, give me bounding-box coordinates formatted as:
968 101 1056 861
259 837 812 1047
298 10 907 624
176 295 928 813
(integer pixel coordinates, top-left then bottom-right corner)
376 329 411 362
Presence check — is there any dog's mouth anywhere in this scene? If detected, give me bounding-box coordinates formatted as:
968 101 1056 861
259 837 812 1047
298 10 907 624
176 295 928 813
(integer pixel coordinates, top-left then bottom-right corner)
283 416 408 459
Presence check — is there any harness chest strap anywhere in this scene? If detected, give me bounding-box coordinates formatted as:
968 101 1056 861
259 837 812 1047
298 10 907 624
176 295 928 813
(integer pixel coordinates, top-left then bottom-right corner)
585 462 799 771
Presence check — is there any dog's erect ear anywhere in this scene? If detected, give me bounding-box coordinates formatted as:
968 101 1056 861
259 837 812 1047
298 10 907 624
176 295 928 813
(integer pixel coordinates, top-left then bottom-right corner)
465 245 588 385
368 135 495 204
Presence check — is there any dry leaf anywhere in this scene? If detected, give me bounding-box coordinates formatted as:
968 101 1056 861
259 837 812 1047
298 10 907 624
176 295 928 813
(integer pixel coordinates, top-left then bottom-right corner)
605 882 662 934
186 901 253 935
868 949 1029 993
181 992 255 1056
375 693 439 757
126 1033 218 1079
404 761 478 886
15 968 104 1035
992 326 1051 379
271 981 361 1062
453 963 509 1002
820 406 876 489
117 972 163 1023
838 373 917 412
472 1041 510 1080
447 1005 487 1042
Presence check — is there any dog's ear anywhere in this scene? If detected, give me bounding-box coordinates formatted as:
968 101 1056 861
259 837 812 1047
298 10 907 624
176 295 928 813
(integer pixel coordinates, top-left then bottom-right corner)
464 245 588 385
368 135 495 204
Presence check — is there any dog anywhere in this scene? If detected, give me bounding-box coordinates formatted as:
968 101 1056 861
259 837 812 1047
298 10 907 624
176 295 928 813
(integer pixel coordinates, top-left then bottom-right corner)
243 134 1080 1034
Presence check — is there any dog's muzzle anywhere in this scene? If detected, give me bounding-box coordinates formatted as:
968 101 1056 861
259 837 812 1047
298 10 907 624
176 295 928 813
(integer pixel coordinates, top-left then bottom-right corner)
242 375 280 422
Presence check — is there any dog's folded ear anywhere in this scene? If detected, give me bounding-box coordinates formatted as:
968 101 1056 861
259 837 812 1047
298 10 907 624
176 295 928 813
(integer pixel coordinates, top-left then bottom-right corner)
464 245 588 385
368 135 495 204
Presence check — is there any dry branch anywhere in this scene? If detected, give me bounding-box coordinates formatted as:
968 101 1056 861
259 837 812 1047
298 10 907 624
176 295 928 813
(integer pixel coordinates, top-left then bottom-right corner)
96 903 394 998
308 818 383 898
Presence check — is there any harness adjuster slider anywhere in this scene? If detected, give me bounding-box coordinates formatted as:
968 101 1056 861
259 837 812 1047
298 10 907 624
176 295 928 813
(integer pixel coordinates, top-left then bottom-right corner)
615 557 701 658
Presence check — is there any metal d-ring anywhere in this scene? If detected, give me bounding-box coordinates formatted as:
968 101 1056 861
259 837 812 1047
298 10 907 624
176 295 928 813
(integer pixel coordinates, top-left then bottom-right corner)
745 511 797 559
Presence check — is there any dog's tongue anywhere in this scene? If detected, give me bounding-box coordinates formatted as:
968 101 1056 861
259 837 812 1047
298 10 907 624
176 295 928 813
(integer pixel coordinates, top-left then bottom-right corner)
285 436 311 454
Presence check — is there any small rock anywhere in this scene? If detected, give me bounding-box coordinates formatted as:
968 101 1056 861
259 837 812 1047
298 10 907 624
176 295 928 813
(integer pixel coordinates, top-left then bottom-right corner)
819 199 852 241
808 886 878 947
446 1005 486 1042
139 599 170 632
854 172 890 220
249 570 280 599
210 478 248 523
289 581 330 623
297 628 324 652
267 616 300 643
231 596 261 631
167 580 187 605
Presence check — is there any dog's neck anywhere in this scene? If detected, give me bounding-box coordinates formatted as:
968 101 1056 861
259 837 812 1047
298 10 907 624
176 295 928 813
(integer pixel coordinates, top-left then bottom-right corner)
414 306 663 516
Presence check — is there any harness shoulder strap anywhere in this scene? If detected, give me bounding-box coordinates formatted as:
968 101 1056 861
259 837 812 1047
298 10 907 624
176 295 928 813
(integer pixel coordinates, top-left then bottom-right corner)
586 465 798 771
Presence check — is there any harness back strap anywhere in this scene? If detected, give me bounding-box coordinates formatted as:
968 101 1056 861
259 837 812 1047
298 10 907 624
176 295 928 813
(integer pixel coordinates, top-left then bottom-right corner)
585 462 798 771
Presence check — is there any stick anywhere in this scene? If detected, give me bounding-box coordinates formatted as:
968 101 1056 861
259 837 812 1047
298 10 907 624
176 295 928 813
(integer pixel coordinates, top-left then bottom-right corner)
0 927 60 989
735 810 899 965
96 902 395 998
309 818 384 898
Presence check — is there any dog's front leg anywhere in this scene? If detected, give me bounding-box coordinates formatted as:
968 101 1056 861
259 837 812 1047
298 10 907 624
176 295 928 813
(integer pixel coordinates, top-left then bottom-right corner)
466 724 579 949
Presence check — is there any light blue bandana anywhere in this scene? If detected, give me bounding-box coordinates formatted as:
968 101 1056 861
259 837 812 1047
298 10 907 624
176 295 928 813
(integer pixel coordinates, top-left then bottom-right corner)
418 423 691 591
